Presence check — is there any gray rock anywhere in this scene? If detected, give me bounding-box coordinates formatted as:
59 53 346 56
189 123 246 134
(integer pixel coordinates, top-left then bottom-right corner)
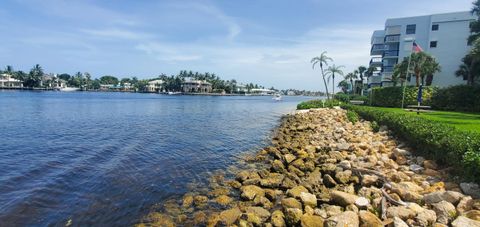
423 191 464 205
432 200 457 224
330 190 359 207
461 182 480 199
300 192 317 208
415 209 437 226
409 164 424 173
323 174 337 188
393 217 409 227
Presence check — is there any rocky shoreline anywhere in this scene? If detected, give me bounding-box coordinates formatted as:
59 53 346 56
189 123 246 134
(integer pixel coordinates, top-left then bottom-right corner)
137 108 480 227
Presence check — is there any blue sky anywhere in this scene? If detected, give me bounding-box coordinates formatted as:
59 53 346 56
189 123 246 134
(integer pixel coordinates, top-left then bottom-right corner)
0 0 473 90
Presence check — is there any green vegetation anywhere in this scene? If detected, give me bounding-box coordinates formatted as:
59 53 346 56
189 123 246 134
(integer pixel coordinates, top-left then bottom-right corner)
369 86 437 107
311 52 333 100
297 99 343 110
395 52 441 86
360 106 480 133
346 110 359 124
431 85 480 112
343 105 480 182
325 64 344 96
334 93 369 104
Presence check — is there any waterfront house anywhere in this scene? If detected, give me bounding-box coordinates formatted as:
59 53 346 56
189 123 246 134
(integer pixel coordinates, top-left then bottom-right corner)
182 78 212 93
0 74 23 88
369 11 476 88
146 79 164 93
250 88 275 95
236 83 247 93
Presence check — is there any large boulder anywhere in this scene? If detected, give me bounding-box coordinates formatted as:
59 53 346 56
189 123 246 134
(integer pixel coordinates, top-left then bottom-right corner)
285 208 303 226
415 209 437 226
461 182 480 199
287 185 309 198
271 210 286 227
245 206 271 222
281 197 303 209
386 206 416 220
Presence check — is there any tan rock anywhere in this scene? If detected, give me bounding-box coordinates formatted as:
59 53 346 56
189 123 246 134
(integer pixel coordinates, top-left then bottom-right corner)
324 211 359 227
301 214 325 227
219 207 242 225
287 185 309 198
465 210 480 221
386 206 416 220
361 175 379 187
358 210 382 227
457 196 474 214
193 211 207 225
281 197 303 209
423 160 438 170
330 190 359 207
300 192 318 207
193 195 208 206
146 212 175 227
215 195 233 206
424 168 441 177
182 195 194 208
241 185 265 201
246 206 271 222
271 210 286 227
285 208 303 225
416 209 437 226
452 216 480 227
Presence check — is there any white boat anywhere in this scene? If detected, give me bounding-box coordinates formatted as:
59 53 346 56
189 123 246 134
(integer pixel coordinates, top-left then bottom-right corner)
272 94 282 101
167 91 182 95
59 87 80 92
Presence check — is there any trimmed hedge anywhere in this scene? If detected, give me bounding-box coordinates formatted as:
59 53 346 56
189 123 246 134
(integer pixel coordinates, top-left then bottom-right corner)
431 85 480 113
334 93 369 104
370 86 437 107
297 99 342 110
344 105 480 182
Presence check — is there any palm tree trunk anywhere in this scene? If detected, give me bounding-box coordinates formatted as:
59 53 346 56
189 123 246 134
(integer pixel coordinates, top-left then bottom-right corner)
360 76 364 96
320 66 330 100
350 80 354 94
332 73 335 97
415 69 421 87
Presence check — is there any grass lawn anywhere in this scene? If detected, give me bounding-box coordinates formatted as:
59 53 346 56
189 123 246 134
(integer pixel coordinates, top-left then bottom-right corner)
370 107 480 133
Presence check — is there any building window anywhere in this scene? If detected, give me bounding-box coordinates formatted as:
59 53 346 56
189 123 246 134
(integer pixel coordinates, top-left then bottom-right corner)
430 41 438 48
432 24 439 31
406 24 416 34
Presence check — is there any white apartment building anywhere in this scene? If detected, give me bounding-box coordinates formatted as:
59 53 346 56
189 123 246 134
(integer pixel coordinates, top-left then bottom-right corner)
369 11 476 88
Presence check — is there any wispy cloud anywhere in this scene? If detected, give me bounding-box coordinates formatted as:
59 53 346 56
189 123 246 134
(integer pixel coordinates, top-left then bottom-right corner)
80 28 152 40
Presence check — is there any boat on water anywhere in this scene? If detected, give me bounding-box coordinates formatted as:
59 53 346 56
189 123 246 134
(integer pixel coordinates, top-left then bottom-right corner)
167 91 182 95
59 87 80 92
272 94 282 101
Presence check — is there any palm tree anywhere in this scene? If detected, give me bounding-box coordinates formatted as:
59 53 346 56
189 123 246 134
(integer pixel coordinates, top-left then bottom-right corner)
4 65 14 75
344 72 357 94
357 66 367 95
311 52 333 100
392 60 409 87
326 64 344 95
338 80 349 93
398 52 441 86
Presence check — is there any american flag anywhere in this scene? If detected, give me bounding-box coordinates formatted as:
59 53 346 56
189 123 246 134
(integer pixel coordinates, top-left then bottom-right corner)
413 42 423 53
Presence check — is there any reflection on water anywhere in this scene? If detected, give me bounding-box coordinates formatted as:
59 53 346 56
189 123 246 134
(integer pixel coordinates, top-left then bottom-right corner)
0 91 314 226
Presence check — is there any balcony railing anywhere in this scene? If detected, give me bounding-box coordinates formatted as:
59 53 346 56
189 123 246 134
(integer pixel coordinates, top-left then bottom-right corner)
383 66 394 72
383 50 399 57
369 57 383 66
385 35 400 43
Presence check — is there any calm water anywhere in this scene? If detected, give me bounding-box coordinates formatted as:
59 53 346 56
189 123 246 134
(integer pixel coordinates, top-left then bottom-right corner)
0 91 314 226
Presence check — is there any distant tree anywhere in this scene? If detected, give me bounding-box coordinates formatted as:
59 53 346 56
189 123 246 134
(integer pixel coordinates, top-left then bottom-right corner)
58 73 71 81
469 0 480 44
338 80 349 93
24 64 43 87
344 72 358 94
325 64 344 95
99 75 119 85
84 72 92 89
311 52 332 100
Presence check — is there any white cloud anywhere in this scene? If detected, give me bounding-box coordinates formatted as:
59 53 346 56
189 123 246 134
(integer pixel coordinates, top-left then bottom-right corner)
80 28 152 40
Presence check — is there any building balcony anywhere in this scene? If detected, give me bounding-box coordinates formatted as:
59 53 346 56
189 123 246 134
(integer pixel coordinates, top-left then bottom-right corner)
385 26 401 35
382 66 394 73
385 35 400 43
369 57 383 67
370 44 385 56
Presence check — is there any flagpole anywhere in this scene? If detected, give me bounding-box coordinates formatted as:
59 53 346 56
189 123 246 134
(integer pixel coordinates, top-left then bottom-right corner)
401 39 415 109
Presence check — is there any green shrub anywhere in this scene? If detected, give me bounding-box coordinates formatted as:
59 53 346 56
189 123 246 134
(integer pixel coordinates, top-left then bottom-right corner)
346 110 359 124
343 105 480 182
370 121 379 132
297 99 343 110
369 86 437 107
334 93 369 104
431 85 480 112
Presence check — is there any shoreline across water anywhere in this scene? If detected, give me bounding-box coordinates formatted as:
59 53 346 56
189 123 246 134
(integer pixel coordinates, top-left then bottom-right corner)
136 108 480 227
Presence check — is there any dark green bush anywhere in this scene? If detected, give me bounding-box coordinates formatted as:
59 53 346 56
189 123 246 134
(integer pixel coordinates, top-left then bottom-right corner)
344 105 480 182
346 110 359 124
431 85 480 112
369 86 437 107
370 121 379 132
